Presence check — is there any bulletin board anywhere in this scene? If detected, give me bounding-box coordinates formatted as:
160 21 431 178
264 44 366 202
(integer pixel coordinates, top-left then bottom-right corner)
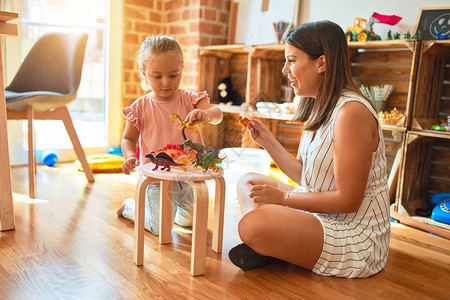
414 6 450 40
232 0 300 45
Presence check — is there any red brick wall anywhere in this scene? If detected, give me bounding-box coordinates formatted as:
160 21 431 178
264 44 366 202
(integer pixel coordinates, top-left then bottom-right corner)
122 0 230 108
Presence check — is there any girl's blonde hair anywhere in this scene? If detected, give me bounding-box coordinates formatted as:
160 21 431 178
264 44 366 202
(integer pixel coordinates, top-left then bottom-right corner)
137 35 184 90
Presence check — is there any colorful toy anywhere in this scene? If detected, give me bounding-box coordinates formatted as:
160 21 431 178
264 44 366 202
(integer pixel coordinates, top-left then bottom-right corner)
41 151 58 167
145 113 226 173
217 76 243 106
154 143 187 160
75 154 125 173
431 115 450 132
346 13 402 42
170 113 208 139
193 150 225 172
176 150 198 171
145 152 183 171
431 193 450 225
107 146 123 156
403 31 411 39
237 116 251 132
181 139 214 154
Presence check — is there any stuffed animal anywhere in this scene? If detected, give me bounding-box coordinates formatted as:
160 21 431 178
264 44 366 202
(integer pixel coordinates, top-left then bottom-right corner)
217 76 243 106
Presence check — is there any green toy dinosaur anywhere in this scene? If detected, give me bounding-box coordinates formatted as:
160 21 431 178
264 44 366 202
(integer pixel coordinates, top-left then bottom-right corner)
181 139 214 154
193 150 225 173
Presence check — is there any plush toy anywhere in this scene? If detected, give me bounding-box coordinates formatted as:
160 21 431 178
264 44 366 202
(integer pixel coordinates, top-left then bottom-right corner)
217 76 243 106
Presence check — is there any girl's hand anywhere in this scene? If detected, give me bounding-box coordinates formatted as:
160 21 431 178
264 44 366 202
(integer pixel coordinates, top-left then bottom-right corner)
247 119 276 148
122 157 139 175
185 109 209 124
249 185 286 206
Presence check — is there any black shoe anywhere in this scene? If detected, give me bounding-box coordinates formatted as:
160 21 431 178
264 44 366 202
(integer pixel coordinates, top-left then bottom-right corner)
228 243 274 270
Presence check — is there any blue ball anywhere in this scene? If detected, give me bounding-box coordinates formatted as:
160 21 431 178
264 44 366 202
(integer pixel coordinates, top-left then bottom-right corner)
42 151 58 167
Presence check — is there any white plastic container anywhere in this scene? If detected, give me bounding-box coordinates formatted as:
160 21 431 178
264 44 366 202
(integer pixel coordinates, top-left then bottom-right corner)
219 147 272 200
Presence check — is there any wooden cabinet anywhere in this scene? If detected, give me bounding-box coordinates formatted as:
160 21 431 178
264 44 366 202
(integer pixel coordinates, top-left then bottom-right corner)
198 44 298 152
394 40 450 239
199 44 292 105
348 40 421 196
198 40 449 237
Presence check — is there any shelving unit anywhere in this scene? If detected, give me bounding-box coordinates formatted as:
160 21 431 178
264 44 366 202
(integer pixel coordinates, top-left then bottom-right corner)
394 40 450 239
348 40 421 130
199 40 449 237
199 44 292 106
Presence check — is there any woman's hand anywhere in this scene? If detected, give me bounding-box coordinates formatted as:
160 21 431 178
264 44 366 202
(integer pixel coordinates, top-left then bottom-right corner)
247 119 276 149
122 157 139 175
249 184 287 206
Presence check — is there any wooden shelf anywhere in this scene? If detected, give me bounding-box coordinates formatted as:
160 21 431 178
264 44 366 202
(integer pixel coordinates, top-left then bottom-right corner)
348 39 418 50
199 41 450 236
408 129 450 140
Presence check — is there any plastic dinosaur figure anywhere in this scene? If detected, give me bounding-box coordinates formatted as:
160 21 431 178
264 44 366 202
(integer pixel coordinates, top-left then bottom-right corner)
170 113 208 137
181 139 214 154
193 150 225 172
176 150 198 171
145 152 183 171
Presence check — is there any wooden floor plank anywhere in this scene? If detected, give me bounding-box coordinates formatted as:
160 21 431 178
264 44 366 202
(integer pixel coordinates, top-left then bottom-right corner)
0 165 448 299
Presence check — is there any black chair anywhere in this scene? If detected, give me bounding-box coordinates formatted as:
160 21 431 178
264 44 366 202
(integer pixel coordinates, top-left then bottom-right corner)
6 32 94 198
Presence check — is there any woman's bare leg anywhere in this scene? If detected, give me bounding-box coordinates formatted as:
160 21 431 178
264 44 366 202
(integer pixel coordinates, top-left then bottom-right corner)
238 204 324 270
236 172 294 215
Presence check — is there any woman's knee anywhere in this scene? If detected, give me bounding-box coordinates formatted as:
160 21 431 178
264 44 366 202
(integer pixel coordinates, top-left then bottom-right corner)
238 207 271 245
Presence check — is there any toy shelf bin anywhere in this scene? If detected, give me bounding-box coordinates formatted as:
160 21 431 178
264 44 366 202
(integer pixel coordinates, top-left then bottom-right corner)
199 44 293 105
348 40 420 131
410 40 450 136
219 147 272 199
394 132 450 239
392 40 450 239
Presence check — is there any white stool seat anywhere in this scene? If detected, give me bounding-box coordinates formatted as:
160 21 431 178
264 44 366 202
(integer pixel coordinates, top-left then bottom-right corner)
134 162 226 276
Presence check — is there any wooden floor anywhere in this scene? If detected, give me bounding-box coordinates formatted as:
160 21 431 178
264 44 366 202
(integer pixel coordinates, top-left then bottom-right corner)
1 164 449 299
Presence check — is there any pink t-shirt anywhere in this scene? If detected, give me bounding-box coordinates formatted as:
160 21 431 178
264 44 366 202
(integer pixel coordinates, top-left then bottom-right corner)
123 89 208 174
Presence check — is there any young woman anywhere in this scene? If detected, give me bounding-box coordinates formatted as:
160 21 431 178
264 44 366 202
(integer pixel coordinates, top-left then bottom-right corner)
229 20 390 278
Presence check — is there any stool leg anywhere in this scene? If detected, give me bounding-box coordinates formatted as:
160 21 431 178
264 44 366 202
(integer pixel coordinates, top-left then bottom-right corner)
159 180 173 245
189 181 208 276
134 176 154 266
212 177 225 253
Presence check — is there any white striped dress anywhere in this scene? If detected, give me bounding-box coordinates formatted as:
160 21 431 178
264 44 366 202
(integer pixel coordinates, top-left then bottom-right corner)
296 92 390 278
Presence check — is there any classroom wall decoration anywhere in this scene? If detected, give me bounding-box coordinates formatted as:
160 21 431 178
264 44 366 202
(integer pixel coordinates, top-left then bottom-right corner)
414 6 450 40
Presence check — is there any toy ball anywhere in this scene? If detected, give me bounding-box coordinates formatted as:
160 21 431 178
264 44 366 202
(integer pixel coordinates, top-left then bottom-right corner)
41 151 58 167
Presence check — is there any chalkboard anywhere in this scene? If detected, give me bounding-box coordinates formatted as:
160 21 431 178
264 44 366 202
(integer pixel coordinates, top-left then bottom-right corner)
414 7 450 40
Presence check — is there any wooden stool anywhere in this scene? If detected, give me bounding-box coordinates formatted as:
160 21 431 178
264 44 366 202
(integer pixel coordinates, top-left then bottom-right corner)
134 163 225 276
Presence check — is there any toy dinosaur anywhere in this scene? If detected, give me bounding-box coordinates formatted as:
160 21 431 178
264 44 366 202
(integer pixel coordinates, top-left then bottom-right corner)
153 143 187 161
181 139 214 154
176 150 198 171
145 152 183 171
170 113 208 137
193 150 225 172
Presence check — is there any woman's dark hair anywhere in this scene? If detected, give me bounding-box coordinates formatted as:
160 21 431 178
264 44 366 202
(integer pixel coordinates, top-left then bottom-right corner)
287 20 368 131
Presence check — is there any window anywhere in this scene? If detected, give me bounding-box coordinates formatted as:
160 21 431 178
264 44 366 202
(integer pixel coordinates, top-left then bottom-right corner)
19 0 108 150
4 0 123 165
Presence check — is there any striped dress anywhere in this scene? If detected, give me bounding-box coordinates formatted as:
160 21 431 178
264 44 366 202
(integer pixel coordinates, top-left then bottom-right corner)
296 92 390 278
